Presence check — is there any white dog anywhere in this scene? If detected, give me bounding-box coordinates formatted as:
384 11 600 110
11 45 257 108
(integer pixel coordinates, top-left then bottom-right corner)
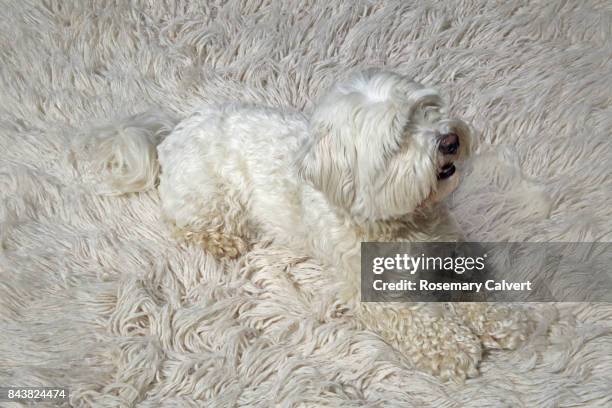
90 69 529 381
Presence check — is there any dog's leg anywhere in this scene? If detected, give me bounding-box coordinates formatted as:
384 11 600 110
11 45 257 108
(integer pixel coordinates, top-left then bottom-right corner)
161 182 250 259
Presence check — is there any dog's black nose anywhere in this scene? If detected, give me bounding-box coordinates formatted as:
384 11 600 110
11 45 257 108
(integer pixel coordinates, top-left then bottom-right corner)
439 133 459 155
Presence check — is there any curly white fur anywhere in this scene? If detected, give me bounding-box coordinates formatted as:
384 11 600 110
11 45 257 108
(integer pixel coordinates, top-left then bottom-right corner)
90 69 529 381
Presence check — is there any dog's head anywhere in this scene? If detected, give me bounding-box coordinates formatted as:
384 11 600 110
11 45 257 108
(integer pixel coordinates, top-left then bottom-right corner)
297 69 473 221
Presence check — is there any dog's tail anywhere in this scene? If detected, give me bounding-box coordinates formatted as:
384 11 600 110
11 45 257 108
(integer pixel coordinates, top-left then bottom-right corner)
80 110 179 195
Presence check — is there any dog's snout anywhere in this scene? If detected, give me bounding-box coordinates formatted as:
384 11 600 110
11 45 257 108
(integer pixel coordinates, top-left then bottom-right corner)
439 133 459 155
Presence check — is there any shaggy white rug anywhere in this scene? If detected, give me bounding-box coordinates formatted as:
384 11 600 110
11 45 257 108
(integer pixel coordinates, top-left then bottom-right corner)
1 0 611 406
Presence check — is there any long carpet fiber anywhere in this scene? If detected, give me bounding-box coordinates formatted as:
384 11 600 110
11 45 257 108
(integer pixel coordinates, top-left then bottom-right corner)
1 0 611 406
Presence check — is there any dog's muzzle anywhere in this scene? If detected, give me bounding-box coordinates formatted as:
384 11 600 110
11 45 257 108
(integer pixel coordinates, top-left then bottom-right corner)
438 133 459 155
437 133 459 180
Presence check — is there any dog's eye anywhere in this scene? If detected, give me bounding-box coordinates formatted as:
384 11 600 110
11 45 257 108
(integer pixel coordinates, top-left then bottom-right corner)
422 104 439 114
422 105 442 122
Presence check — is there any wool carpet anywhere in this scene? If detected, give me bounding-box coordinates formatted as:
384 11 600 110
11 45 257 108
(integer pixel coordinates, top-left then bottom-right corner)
1 0 611 406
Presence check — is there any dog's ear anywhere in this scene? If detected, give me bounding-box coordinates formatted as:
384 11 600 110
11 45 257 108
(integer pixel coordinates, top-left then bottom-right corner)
296 120 357 211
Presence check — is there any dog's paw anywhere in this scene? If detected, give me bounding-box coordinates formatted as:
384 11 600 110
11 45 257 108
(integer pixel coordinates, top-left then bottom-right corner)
357 305 481 382
201 231 248 259
168 223 248 259
453 303 532 350
407 315 482 382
